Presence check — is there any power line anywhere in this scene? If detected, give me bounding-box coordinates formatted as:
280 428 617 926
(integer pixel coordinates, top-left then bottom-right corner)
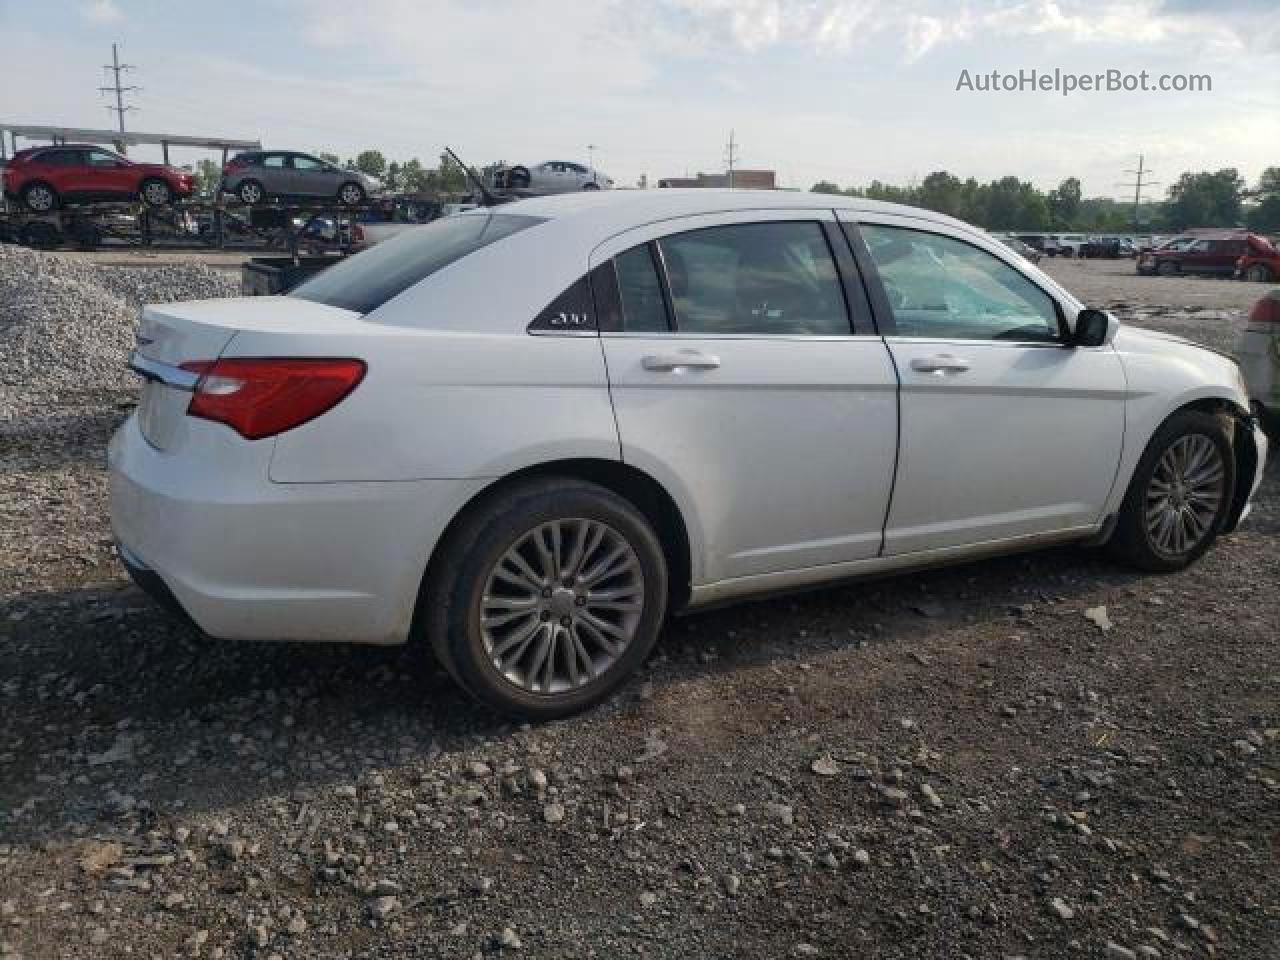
725 129 739 188
98 42 140 135
1116 154 1159 231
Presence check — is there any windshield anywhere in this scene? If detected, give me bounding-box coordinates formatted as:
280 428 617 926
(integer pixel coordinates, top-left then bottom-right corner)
290 213 545 314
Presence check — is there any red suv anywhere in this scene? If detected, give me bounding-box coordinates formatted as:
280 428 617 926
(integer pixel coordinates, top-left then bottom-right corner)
1234 236 1280 282
1 144 192 212
1137 232 1267 277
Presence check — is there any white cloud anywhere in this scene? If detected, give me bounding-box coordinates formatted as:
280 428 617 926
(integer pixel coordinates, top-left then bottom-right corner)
80 0 123 23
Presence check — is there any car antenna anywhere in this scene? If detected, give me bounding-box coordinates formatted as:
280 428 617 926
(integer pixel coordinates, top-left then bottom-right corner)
444 146 500 207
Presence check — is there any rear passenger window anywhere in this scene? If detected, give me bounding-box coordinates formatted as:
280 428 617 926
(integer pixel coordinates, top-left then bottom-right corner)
264 155 287 169
657 222 850 336
615 245 670 332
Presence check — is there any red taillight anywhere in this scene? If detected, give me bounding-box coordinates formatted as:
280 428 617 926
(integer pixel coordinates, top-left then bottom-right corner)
352 224 365 243
179 358 366 440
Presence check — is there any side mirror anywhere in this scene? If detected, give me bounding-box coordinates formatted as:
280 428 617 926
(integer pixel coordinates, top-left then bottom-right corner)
1072 308 1113 347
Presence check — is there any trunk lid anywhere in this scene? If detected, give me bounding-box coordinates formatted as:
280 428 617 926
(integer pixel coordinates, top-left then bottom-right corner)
132 296 361 450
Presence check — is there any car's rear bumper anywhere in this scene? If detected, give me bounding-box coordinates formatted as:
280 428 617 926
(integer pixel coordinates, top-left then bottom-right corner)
108 414 487 645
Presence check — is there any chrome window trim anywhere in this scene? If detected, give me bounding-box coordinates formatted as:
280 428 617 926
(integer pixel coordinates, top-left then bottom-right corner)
599 331 885 342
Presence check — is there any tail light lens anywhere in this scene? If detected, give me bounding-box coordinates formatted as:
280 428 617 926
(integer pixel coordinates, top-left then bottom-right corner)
352 224 365 242
179 358 366 440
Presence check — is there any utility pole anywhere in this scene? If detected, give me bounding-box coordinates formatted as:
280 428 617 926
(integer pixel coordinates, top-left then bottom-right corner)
725 130 739 189
99 42 139 134
1117 155 1159 233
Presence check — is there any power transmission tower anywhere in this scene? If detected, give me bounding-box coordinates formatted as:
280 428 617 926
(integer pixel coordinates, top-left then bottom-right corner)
1116 155 1159 233
725 130 739 189
98 43 140 134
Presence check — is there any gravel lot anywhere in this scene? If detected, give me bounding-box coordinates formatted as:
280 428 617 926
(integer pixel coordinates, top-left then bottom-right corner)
1 249 1276 960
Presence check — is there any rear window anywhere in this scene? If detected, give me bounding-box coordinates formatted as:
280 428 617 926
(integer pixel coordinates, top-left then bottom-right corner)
289 212 545 314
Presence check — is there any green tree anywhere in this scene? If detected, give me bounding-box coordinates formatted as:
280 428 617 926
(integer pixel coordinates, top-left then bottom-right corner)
354 150 387 179
810 180 845 195
916 171 964 218
316 152 342 167
1165 169 1245 230
400 158 428 193
385 160 402 193
190 157 222 198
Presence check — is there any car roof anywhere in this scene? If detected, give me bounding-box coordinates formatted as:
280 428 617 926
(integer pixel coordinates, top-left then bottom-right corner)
477 188 976 237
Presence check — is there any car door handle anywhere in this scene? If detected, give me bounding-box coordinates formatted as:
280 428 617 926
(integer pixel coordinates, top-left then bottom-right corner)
910 354 971 374
642 351 722 372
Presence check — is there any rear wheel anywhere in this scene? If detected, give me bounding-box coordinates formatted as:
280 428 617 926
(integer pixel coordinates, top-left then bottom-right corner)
1157 260 1179 276
1109 410 1234 572
1246 263 1274 283
338 181 366 206
426 479 667 719
20 182 58 212
139 178 173 206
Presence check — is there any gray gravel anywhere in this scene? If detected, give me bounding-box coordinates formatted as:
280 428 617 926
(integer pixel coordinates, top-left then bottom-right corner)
0 251 1277 959
0 245 237 427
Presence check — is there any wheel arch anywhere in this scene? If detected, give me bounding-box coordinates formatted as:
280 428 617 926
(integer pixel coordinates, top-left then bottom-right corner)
1109 394 1258 537
417 458 696 628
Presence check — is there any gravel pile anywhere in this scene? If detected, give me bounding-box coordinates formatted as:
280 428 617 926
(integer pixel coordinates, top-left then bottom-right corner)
0 246 237 423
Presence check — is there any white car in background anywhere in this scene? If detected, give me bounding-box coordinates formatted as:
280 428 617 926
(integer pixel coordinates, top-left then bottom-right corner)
492 161 613 193
110 190 1267 718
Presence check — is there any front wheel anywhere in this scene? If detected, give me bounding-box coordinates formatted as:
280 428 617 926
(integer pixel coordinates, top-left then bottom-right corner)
1246 264 1274 283
425 479 668 719
1109 410 1235 572
1157 260 1179 277
237 180 265 205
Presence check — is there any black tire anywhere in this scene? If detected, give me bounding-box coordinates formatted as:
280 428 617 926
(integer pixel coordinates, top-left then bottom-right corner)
139 178 173 206
337 182 366 206
424 477 668 719
237 180 266 205
508 166 531 189
1156 260 1179 277
1246 263 1274 283
1108 409 1235 572
1256 403 1280 445
20 182 58 213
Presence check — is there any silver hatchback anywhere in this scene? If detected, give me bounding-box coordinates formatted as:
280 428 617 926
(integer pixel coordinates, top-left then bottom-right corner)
221 151 379 206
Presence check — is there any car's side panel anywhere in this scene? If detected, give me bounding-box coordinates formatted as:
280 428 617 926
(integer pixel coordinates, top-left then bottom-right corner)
259 328 620 483
591 209 900 584
842 211 1128 554
1102 326 1255 518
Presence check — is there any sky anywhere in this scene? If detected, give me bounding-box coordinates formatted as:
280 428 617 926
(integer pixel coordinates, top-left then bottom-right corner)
0 0 1276 200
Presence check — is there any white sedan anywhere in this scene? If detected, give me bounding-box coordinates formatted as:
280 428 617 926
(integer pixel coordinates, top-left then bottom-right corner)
493 161 613 193
110 190 1268 718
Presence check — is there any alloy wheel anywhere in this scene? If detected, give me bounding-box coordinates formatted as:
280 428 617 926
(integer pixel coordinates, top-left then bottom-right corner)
340 184 363 204
478 518 645 695
25 186 54 211
143 182 170 205
1144 434 1225 558
240 183 263 204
